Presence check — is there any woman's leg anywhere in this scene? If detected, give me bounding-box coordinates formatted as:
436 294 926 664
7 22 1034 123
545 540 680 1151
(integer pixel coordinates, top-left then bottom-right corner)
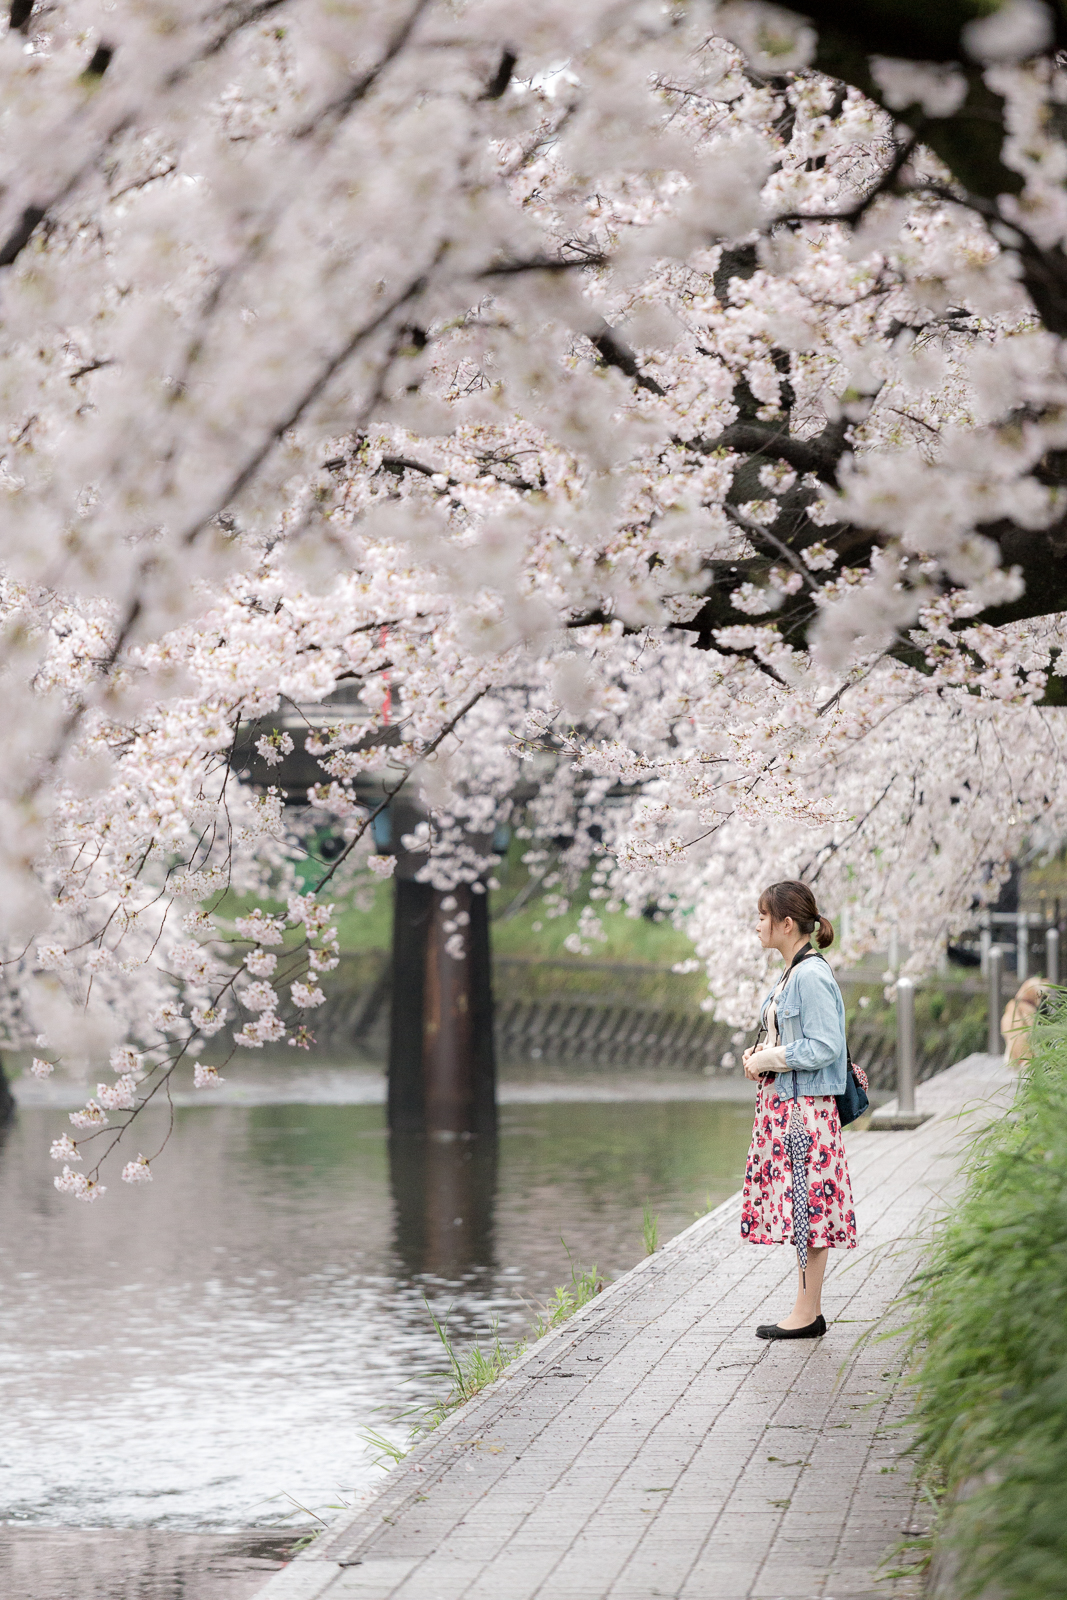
779 1246 828 1328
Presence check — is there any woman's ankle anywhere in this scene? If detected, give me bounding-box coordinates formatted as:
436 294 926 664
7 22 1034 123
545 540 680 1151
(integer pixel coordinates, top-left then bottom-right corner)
780 1308 819 1328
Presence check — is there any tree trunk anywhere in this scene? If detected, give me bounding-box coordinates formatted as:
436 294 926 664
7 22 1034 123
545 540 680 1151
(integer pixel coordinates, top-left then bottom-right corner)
386 877 497 1136
0 1054 15 1123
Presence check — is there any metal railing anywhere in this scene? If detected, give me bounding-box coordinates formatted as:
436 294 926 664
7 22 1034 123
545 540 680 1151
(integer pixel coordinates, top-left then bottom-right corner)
984 930 1061 1059
876 922 1064 1125
978 909 1062 980
987 946 1004 1056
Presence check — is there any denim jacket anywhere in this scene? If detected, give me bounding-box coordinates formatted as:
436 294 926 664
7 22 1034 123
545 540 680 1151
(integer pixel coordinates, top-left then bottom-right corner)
759 953 848 1100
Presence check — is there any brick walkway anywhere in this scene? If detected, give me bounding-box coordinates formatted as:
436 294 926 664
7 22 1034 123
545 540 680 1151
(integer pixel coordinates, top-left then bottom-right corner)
257 1054 1012 1600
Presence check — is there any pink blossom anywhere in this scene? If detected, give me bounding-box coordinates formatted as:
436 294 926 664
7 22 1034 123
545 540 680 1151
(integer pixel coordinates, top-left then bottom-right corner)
244 949 277 977
109 1047 144 1077
240 981 278 1013
255 731 294 767
233 910 286 946
96 1075 138 1111
54 1167 106 1203
190 1004 229 1037
69 1100 109 1130
290 981 326 1009
286 894 336 934
149 1001 185 1033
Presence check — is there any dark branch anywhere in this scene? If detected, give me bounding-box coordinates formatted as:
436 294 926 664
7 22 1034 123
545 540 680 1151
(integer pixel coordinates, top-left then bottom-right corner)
296 0 431 136
482 48 517 101
692 418 849 486
587 326 665 394
83 43 114 80
482 253 607 277
0 206 45 267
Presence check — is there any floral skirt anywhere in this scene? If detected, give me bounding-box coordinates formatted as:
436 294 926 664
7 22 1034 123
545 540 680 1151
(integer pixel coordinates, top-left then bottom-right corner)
740 1078 857 1249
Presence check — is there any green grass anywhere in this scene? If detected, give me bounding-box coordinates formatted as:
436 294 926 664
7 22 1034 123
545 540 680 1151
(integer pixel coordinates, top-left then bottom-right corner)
363 1249 604 1468
492 900 693 965
422 1251 604 1428
209 847 693 967
211 883 395 953
907 992 1067 1599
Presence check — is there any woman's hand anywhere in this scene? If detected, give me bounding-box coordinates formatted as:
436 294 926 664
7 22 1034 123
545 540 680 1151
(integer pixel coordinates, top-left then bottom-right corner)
744 1044 789 1080
743 1046 763 1081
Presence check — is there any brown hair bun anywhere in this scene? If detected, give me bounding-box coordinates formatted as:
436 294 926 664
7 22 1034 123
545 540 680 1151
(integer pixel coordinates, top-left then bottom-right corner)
758 880 834 949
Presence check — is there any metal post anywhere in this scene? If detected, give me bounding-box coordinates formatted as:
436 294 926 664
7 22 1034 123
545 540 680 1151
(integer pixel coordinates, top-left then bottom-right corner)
1048 925 1060 986
988 945 1004 1057
980 912 991 977
896 976 916 1115
870 975 932 1129
1017 911 1029 983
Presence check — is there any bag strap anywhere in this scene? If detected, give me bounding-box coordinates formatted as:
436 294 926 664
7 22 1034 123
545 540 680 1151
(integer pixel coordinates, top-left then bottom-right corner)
758 942 816 1042
795 945 857 1074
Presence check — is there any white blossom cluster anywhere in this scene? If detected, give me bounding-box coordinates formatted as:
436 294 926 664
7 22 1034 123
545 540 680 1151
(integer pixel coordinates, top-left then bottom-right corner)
0 0 1066 1192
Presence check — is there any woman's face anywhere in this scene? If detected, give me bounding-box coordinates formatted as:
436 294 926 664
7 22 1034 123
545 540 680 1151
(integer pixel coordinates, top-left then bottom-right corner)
757 906 793 953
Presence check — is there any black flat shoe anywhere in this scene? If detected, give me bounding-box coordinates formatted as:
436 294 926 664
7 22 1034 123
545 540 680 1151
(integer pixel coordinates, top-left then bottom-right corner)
755 1314 827 1340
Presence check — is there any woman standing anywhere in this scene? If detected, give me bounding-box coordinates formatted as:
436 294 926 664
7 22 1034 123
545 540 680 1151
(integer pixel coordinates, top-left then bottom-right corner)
740 880 857 1340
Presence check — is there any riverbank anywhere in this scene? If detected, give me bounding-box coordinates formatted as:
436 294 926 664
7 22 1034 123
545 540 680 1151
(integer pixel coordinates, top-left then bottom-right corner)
255 1052 1014 1600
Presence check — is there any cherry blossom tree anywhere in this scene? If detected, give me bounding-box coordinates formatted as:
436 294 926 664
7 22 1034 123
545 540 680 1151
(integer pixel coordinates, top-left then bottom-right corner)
3 0 1067 1194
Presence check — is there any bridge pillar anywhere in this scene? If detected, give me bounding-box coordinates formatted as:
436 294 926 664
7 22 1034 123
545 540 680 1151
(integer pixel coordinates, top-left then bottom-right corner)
385 804 497 1136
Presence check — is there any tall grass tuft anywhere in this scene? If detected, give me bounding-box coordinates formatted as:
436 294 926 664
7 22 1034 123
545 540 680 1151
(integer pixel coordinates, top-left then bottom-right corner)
363 1245 603 1466
908 994 1067 1600
642 1204 659 1255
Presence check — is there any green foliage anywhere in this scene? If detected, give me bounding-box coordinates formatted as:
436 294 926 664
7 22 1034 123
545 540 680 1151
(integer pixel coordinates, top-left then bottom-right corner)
529 1255 604 1339
214 883 394 953
844 981 987 1072
492 901 694 966
420 1306 522 1429
642 1204 659 1256
360 1427 410 1469
909 995 1067 1599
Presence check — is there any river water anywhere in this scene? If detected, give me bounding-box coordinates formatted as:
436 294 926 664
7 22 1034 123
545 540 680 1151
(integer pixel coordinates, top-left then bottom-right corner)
0 1061 755 1600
